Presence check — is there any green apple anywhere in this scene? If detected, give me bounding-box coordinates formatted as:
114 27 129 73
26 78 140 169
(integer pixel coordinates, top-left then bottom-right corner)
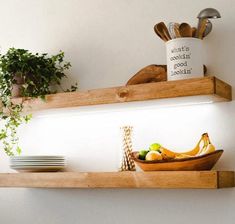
149 143 161 151
138 150 149 160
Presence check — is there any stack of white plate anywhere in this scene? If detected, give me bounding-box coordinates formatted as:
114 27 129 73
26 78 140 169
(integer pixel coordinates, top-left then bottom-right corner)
10 156 66 172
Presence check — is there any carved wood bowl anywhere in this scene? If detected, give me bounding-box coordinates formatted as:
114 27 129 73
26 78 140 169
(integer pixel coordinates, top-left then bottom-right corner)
131 150 223 171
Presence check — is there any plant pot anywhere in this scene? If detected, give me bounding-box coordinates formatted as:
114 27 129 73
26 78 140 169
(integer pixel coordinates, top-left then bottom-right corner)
11 75 23 98
11 84 22 98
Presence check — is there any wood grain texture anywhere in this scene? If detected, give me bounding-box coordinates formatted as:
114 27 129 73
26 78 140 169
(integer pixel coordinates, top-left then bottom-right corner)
126 65 207 86
11 76 232 112
198 18 208 39
131 150 223 171
214 77 232 101
217 171 235 188
126 65 167 85
0 171 233 189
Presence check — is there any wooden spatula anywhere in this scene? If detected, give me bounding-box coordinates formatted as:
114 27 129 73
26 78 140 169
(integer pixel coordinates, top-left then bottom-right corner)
179 23 193 37
197 18 208 39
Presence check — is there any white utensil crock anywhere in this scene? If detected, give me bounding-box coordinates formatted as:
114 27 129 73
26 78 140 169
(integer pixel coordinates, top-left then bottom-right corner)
166 38 204 81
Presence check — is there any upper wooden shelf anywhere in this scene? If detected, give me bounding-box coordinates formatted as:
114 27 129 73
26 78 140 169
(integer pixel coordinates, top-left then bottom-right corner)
0 171 234 189
12 76 232 112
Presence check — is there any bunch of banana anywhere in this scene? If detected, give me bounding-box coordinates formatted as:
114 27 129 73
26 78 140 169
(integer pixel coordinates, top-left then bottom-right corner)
197 133 216 156
139 133 216 161
160 133 215 160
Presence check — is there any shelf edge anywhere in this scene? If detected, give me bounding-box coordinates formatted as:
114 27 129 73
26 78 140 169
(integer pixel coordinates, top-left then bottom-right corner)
0 171 234 189
9 76 232 112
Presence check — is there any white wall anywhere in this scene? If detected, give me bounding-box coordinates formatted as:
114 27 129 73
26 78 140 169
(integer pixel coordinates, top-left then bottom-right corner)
0 0 235 223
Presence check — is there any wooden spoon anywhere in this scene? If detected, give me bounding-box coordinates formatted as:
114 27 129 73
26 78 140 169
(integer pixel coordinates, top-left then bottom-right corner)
156 22 171 41
160 22 172 41
154 24 168 42
168 22 181 39
173 23 181 38
192 27 197 37
179 23 193 37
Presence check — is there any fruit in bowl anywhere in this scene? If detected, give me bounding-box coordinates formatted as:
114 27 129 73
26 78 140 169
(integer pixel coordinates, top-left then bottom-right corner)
146 151 162 161
137 133 215 161
149 143 161 151
131 133 223 171
138 150 149 160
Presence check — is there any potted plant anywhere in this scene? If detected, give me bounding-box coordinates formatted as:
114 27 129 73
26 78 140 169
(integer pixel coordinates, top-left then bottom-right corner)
0 48 77 156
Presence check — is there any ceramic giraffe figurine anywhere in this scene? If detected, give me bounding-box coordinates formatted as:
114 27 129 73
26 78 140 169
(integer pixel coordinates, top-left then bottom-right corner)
119 126 136 171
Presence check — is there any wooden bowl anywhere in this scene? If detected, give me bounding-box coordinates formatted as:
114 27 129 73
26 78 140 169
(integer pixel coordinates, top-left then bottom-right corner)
131 150 223 171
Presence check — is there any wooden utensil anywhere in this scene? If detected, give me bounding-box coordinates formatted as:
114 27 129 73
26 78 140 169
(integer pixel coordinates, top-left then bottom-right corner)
179 23 193 37
197 18 208 39
131 150 223 171
160 22 172 41
126 64 207 85
154 22 171 42
154 24 168 42
126 65 167 85
196 8 221 38
173 23 181 38
168 22 180 39
192 27 197 37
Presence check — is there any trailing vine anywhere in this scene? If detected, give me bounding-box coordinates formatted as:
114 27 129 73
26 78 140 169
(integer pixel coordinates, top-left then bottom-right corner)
0 48 77 156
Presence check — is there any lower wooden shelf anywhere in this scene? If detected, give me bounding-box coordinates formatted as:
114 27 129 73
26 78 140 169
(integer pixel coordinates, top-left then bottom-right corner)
0 171 234 189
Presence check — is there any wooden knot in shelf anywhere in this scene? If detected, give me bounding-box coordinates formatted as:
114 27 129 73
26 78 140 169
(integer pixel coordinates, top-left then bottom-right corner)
117 88 129 101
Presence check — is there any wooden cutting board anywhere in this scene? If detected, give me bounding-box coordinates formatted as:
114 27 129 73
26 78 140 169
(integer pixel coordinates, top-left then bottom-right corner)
126 64 207 85
126 65 167 85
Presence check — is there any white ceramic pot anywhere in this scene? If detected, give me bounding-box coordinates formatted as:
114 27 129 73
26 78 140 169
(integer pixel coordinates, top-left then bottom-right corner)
166 38 204 81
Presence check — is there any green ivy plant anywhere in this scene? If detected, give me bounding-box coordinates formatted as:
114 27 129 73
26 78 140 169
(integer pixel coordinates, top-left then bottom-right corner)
0 48 77 156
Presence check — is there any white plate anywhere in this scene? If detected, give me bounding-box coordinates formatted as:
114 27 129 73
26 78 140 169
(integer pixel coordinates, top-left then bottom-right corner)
10 163 66 166
11 164 66 167
10 161 65 163
10 158 65 161
11 165 66 167
10 166 65 172
10 161 65 164
10 159 65 162
10 157 65 159
11 156 64 160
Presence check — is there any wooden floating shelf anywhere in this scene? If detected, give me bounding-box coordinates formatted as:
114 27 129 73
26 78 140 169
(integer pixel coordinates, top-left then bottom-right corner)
12 76 232 112
0 171 234 189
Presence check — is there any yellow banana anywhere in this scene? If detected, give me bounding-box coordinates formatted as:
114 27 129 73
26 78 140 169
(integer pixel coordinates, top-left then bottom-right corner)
197 144 207 156
197 134 215 156
160 134 204 159
179 135 203 156
158 133 216 159
197 133 208 155
203 144 215 155
160 147 177 159
175 154 193 159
